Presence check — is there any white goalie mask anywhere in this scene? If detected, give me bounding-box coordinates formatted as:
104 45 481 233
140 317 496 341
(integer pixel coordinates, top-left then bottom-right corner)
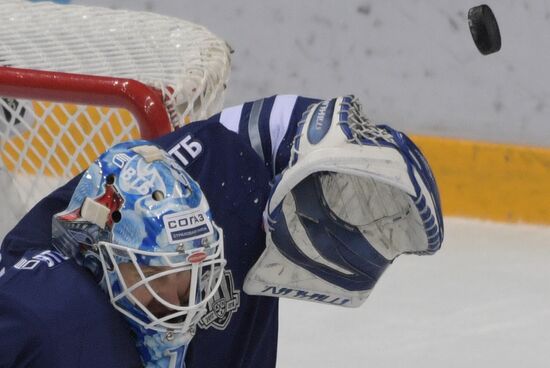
53 140 226 335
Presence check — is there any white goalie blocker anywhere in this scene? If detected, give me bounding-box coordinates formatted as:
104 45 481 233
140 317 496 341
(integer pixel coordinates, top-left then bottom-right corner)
244 96 444 307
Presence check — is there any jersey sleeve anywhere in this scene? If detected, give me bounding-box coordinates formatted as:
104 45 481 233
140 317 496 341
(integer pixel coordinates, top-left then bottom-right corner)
0 294 48 367
206 95 320 177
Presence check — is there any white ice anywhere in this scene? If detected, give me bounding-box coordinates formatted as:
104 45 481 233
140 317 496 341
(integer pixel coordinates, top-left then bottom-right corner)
278 218 550 368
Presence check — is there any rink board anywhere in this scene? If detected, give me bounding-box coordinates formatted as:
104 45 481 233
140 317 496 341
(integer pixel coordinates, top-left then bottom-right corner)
413 135 550 225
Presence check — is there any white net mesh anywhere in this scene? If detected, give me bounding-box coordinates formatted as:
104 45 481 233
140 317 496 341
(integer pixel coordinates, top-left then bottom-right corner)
0 0 231 240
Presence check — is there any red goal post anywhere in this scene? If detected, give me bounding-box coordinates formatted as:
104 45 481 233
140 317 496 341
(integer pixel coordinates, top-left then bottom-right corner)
0 67 173 139
0 1 231 240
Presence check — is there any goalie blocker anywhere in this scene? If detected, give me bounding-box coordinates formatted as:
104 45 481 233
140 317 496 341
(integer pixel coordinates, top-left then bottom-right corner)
244 96 443 307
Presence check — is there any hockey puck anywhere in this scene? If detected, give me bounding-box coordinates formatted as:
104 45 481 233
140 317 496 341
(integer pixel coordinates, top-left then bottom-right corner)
468 5 501 55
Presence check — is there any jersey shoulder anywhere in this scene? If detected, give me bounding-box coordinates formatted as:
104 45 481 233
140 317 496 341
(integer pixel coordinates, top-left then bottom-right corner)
154 120 272 226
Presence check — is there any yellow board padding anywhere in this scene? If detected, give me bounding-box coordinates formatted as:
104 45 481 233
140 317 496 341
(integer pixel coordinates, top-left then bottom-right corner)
411 135 550 225
1 102 139 177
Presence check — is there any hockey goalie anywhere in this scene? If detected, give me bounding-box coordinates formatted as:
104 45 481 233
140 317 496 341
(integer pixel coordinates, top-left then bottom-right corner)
0 95 443 368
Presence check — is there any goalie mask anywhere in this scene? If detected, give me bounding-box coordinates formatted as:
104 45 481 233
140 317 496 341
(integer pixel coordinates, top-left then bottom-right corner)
52 140 225 335
244 96 443 306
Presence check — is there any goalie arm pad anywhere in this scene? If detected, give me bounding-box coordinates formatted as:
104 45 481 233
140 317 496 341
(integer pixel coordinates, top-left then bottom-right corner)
244 96 444 307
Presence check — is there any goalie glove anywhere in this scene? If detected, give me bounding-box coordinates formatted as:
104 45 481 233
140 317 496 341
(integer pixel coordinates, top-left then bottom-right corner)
244 95 443 307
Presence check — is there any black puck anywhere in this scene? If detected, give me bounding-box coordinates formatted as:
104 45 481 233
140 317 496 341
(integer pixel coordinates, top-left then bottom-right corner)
468 5 501 55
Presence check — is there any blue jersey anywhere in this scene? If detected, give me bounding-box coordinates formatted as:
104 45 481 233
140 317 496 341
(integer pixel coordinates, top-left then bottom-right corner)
0 95 319 368
0 250 141 368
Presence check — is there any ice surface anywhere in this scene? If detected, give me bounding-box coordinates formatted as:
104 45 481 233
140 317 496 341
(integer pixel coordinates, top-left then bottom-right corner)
278 218 550 368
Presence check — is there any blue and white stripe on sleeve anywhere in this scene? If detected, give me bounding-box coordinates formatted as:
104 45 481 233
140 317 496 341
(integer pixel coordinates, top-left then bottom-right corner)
218 94 320 177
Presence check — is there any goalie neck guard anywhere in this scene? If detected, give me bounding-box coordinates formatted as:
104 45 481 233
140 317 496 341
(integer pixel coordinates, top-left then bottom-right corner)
245 96 443 306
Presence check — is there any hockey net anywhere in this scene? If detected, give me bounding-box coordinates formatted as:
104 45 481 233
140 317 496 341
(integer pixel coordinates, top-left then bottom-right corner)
0 0 231 240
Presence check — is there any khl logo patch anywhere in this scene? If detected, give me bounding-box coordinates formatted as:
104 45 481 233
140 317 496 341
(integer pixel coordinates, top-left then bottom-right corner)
198 270 240 331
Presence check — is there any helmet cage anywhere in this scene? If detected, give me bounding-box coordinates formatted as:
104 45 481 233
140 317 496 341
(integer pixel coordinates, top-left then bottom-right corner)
98 224 225 333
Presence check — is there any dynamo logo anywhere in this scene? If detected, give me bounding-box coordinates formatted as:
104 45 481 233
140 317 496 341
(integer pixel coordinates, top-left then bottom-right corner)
119 158 166 196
